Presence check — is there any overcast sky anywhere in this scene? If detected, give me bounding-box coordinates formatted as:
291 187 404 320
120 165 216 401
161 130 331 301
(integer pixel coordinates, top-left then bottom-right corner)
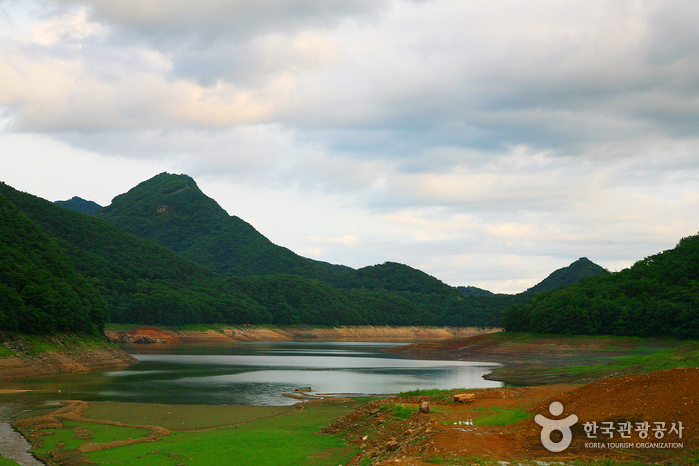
2 0 699 292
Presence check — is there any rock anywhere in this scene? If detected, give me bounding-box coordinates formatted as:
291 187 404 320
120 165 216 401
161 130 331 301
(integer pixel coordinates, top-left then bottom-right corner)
419 400 430 414
453 393 476 403
386 440 399 451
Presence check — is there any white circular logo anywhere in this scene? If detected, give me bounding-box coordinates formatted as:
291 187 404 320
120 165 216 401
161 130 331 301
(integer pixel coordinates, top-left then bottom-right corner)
534 401 578 452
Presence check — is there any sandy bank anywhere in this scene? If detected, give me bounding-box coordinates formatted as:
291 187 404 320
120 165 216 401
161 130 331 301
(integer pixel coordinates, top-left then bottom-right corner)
0 333 137 380
104 325 501 344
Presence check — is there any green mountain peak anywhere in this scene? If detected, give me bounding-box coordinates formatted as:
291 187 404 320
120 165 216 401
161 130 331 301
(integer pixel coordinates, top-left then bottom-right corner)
97 172 344 279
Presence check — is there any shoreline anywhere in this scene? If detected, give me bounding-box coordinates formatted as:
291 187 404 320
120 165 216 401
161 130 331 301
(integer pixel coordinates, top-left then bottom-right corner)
12 368 699 465
104 324 502 344
0 333 137 381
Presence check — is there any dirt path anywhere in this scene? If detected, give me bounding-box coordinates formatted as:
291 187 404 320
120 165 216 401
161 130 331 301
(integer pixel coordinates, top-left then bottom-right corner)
14 399 171 456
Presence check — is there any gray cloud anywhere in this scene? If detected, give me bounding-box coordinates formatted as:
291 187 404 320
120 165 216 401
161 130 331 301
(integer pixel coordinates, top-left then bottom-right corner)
2 0 699 291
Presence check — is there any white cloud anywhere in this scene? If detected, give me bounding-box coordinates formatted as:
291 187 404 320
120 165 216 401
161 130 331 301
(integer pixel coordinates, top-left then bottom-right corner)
2 0 699 292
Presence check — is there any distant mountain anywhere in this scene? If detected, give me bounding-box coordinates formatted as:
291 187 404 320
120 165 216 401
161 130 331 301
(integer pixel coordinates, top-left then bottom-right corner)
1 182 269 326
0 190 106 334
457 286 494 296
90 173 614 328
96 173 349 280
334 262 456 294
1 181 431 327
55 196 102 215
503 236 699 338
526 257 607 293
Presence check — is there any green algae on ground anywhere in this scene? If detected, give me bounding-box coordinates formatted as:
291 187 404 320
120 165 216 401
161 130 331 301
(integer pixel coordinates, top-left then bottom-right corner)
23 400 363 466
84 402 360 466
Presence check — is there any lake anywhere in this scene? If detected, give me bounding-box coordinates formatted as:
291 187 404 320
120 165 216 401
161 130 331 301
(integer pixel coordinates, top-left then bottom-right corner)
1 341 502 407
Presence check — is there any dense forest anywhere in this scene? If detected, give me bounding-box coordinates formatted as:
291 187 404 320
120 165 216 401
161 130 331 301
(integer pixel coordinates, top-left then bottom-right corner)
0 193 106 334
89 173 608 328
96 173 345 281
1 182 269 327
503 235 699 338
1 182 436 328
2 173 614 333
54 196 102 215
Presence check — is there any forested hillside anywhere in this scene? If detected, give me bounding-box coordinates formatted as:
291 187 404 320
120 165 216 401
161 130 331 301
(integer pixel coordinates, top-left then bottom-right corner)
2 174 614 331
0 192 106 334
1 183 433 327
526 257 608 293
503 234 699 338
1 182 270 326
86 173 611 328
230 275 433 326
96 173 346 280
55 196 102 215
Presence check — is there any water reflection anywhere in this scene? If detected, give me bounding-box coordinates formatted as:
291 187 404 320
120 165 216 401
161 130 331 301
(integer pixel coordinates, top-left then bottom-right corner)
1 341 501 406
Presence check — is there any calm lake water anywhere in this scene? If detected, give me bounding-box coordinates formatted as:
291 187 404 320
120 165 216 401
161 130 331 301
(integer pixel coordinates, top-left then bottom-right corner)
1 341 502 407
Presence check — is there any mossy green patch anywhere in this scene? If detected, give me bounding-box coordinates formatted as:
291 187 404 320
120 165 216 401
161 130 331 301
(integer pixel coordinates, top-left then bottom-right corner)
472 406 533 426
0 457 22 466
85 402 358 466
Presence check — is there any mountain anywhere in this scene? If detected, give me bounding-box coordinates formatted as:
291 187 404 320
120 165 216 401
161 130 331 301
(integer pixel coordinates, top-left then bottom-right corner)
90 173 611 328
503 235 699 338
526 257 608 293
1 181 431 327
334 262 457 294
1 182 269 326
96 173 348 280
55 196 102 215
0 192 106 334
457 286 494 296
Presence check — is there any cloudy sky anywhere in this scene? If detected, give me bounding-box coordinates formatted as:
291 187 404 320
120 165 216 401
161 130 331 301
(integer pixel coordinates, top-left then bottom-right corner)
2 0 699 292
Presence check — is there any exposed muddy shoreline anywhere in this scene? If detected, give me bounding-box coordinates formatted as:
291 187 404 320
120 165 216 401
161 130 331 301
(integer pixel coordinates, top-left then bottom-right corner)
385 332 685 385
104 325 501 344
0 333 137 381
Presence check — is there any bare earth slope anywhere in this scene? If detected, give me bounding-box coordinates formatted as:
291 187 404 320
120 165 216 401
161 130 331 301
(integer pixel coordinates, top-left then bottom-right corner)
0 334 136 380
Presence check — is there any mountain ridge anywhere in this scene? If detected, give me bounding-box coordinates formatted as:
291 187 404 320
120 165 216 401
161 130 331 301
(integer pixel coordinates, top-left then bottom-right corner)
96 173 348 281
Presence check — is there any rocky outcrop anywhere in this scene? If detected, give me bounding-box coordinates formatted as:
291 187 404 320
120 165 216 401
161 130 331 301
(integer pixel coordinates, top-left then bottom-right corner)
0 333 137 380
104 325 501 344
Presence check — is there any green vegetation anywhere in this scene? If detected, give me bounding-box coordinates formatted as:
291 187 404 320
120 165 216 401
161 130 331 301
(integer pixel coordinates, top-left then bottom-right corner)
526 257 608 293
54 196 102 215
390 404 418 419
472 406 533 426
0 174 610 330
1 182 269 327
26 402 360 466
399 388 447 397
0 457 21 466
233 274 433 325
549 340 699 379
503 234 699 338
0 192 106 334
96 173 345 281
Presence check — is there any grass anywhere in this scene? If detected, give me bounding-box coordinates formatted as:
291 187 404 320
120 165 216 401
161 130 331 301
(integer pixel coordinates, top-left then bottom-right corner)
0 457 21 466
85 402 295 430
390 404 418 420
26 401 361 466
2 332 117 356
550 341 699 379
85 403 358 466
398 388 472 403
399 388 447 397
472 406 533 426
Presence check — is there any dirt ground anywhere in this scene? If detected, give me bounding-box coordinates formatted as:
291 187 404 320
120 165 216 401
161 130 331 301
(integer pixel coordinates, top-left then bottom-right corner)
14 367 699 465
386 332 682 384
323 367 699 465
